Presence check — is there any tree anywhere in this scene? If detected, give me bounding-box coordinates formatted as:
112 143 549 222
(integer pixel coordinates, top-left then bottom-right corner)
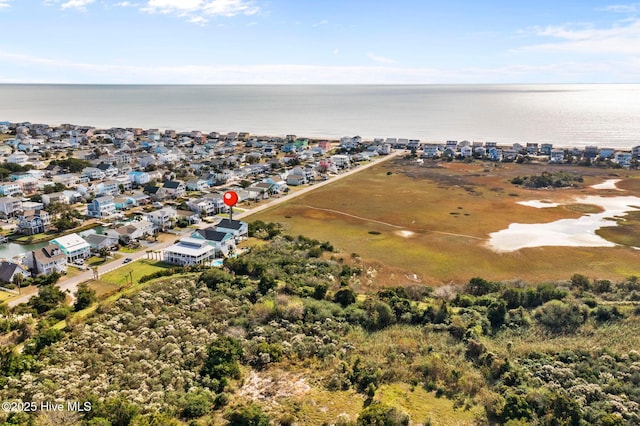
334 287 356 307
201 336 243 391
487 300 507 329
74 283 97 311
224 403 270 426
29 284 65 314
535 300 588 333
357 402 409 426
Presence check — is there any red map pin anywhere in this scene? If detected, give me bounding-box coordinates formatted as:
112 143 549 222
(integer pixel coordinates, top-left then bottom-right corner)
223 191 238 207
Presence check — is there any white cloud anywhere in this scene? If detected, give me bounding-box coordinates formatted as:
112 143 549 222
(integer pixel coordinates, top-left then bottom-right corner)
60 0 95 10
312 19 328 27
518 18 640 55
114 1 134 6
0 1 11 9
189 15 208 25
333 48 339 55
2 50 639 84
142 0 259 21
366 52 395 64
601 3 639 13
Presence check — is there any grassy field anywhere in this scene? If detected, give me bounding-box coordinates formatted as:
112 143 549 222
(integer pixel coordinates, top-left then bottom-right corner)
0 290 14 303
249 159 640 286
98 259 171 286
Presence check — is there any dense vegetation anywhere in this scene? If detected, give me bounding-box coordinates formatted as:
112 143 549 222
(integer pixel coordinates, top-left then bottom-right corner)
511 171 584 188
1 229 639 425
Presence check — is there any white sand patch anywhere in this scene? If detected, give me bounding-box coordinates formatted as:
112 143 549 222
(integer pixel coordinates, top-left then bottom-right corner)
395 230 415 238
487 195 640 252
517 200 559 208
591 179 623 190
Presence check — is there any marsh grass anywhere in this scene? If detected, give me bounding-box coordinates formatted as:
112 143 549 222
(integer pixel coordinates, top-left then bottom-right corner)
249 160 640 286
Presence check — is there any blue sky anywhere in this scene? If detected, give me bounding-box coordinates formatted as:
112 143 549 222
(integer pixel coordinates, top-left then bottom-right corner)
0 0 639 83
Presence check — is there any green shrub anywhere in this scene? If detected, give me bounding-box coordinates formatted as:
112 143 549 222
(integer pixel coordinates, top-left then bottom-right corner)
357 402 409 426
225 403 270 426
535 300 588 333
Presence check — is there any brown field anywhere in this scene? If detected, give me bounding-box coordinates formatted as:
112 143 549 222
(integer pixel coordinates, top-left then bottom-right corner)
248 159 640 287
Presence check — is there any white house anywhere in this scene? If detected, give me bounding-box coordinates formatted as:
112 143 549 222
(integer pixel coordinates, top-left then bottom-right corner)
163 238 216 266
51 233 91 263
0 197 22 217
190 227 236 257
26 244 67 276
0 182 23 197
146 206 177 230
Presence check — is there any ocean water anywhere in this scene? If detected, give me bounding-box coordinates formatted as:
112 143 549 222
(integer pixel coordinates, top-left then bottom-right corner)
1 84 639 148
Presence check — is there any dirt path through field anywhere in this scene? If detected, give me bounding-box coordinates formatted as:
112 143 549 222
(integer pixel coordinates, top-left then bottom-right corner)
301 205 483 240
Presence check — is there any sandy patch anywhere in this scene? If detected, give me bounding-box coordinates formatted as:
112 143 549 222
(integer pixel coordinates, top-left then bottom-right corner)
238 370 311 404
591 179 623 190
487 195 640 252
517 200 560 208
395 230 415 238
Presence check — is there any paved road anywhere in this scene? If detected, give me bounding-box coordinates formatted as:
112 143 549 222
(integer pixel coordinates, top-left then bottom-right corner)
6 150 404 308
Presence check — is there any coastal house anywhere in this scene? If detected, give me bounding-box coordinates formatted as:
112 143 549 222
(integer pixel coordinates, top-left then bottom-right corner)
540 144 553 156
25 244 67 276
614 152 632 167
286 167 307 186
421 143 440 158
127 192 151 207
96 180 120 197
215 218 248 241
87 196 116 218
51 233 91 263
82 167 106 181
488 147 502 161
190 227 236 257
6 152 29 165
84 234 119 252
599 148 615 160
17 209 50 235
0 197 22 217
186 178 210 192
526 143 539 155
143 185 168 202
105 219 154 245
460 146 473 158
163 238 216 266
584 146 599 160
632 145 640 159
162 181 186 198
0 182 23 197
550 149 565 163
146 206 177 230
0 261 31 284
96 162 119 178
502 149 518 162
129 171 152 186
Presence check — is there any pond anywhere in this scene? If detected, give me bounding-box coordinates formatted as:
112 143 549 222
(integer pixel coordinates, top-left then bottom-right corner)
486 195 640 252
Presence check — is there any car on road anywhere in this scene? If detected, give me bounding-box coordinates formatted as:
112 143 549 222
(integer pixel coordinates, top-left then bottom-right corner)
123 257 133 264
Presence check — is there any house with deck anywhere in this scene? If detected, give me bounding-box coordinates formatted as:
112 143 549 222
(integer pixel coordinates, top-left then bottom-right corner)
0 197 22 217
51 233 91 263
215 218 248 241
163 238 216 266
25 244 67 276
17 209 50 235
190 227 236 257
87 196 116 218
